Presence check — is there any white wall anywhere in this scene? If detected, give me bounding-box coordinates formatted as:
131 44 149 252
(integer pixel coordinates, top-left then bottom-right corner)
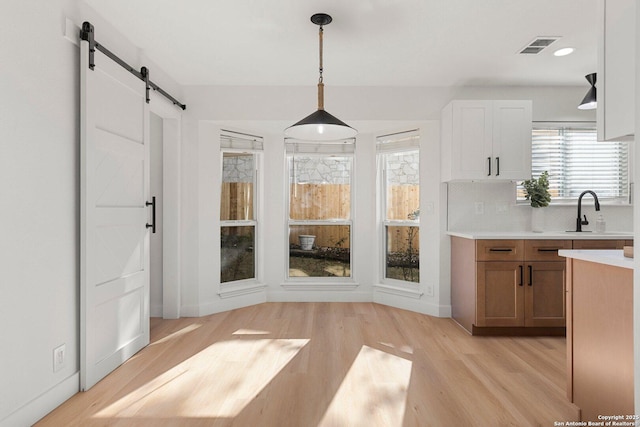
448 181 633 232
0 1 183 425
0 2 80 424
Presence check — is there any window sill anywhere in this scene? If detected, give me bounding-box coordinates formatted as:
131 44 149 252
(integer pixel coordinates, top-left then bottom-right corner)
516 201 631 207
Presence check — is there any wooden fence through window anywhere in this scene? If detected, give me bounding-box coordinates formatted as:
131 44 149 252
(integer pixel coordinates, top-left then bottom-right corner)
221 182 420 251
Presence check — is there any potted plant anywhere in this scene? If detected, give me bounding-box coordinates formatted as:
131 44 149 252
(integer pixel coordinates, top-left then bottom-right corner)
522 171 551 232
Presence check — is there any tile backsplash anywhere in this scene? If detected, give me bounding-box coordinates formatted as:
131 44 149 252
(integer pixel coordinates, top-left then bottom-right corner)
447 181 633 232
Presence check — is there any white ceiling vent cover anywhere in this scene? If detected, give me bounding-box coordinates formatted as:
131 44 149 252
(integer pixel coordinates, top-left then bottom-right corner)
518 36 560 54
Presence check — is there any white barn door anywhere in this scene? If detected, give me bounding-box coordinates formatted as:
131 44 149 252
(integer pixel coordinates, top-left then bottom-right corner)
80 39 150 390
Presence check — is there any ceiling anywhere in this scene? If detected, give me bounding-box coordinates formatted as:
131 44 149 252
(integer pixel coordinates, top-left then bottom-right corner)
83 0 598 88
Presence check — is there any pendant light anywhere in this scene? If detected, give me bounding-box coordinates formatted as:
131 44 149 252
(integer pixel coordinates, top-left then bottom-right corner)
285 13 357 141
578 73 597 110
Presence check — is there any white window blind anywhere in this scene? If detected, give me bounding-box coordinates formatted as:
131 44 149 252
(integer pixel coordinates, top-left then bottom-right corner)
376 129 420 153
519 125 629 202
221 129 264 151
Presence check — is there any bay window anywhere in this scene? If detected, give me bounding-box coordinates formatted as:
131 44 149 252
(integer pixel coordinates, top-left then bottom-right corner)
377 131 420 284
286 142 354 279
220 131 262 283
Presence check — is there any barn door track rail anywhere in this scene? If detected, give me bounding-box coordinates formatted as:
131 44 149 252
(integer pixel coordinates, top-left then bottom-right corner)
80 21 186 110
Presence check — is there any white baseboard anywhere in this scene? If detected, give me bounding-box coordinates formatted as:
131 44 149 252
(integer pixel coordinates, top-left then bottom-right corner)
373 289 451 317
1 372 79 427
268 290 372 302
197 292 267 316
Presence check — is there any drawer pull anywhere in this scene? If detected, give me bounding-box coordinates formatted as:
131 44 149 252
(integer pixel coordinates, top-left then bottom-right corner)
537 248 559 252
489 248 513 252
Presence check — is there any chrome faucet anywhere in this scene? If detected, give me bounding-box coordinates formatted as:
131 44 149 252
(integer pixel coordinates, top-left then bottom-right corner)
575 190 600 232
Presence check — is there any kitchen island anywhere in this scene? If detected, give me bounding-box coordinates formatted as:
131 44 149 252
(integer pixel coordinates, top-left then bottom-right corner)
558 249 634 422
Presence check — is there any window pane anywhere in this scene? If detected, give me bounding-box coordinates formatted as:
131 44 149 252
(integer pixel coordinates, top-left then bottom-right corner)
289 225 350 277
386 226 419 283
289 156 351 220
221 226 254 283
221 153 254 220
517 127 628 201
385 151 420 220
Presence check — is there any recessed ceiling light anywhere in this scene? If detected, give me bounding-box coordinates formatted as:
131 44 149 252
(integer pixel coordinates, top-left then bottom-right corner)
554 47 575 57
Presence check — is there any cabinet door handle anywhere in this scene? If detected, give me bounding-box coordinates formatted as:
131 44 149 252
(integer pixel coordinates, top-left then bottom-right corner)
489 248 513 252
528 265 533 286
496 157 500 176
487 157 492 176
519 265 523 286
537 248 559 252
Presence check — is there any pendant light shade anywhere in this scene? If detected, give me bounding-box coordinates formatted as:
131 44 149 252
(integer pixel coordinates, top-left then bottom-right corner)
286 109 356 141
285 13 357 141
578 73 597 110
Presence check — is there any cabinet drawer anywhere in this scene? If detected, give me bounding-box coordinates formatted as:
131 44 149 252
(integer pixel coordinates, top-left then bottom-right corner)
525 240 572 261
572 240 626 250
476 240 524 261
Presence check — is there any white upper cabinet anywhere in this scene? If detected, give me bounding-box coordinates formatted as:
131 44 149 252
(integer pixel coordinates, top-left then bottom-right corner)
597 0 635 141
441 100 532 182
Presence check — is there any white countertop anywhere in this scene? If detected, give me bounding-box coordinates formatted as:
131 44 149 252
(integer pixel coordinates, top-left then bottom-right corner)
558 249 634 270
447 231 634 240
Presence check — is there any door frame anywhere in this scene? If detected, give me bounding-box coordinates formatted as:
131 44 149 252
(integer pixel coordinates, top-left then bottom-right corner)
149 94 182 319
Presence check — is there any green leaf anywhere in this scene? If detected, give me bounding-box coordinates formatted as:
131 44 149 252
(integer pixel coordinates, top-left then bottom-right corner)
521 171 551 208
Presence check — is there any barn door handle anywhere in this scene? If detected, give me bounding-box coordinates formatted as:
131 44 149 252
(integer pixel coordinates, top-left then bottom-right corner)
146 196 156 233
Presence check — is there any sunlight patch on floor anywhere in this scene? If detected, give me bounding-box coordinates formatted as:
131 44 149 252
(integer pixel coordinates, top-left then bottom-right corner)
150 324 202 346
378 341 414 355
93 338 309 419
319 345 412 427
232 329 271 335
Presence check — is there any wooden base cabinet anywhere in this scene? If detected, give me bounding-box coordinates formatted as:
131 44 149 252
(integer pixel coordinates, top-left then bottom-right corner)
476 261 566 328
525 261 566 327
452 237 633 335
476 261 524 327
452 237 570 335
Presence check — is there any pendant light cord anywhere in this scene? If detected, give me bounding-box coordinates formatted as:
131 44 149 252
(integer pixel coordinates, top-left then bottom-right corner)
317 25 325 110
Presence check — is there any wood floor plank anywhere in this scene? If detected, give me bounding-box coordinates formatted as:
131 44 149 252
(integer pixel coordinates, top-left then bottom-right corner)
35 302 579 426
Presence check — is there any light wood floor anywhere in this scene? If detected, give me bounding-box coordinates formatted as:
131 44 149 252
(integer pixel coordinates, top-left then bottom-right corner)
36 303 579 426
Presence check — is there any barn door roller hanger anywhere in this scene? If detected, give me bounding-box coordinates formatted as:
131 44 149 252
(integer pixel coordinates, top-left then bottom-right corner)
80 21 186 110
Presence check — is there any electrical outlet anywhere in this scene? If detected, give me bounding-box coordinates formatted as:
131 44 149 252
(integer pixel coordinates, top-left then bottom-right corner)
424 202 435 215
53 344 66 373
425 284 434 297
496 202 508 213
474 202 484 215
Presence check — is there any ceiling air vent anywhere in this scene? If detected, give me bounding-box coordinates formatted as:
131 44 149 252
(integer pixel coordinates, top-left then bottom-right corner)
518 37 560 54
